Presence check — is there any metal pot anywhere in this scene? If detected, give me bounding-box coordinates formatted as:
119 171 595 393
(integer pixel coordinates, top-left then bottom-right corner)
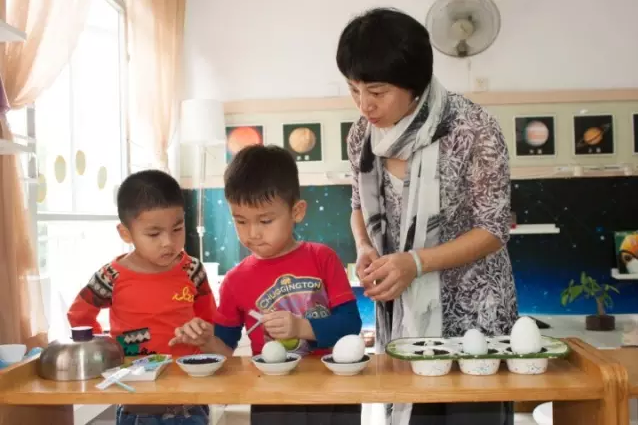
37 327 124 381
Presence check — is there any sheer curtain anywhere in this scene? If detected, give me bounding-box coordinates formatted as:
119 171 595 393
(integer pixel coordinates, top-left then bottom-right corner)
126 0 186 173
0 0 89 347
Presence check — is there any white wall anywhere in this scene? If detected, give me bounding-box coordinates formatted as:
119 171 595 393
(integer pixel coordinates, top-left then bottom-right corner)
183 0 638 101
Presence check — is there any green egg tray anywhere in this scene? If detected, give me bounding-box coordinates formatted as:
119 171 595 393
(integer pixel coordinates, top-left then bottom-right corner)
385 336 571 361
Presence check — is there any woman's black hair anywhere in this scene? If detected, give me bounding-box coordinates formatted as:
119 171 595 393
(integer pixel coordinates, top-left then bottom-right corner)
336 7 433 97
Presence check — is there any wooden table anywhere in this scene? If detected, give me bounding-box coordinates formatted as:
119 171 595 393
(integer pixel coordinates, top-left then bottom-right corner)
602 347 638 424
0 338 629 424
605 348 638 397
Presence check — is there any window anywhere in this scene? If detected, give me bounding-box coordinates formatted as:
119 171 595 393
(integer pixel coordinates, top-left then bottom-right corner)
8 0 128 339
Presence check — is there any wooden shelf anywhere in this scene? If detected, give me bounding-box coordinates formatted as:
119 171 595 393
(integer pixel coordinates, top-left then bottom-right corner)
510 224 560 235
0 19 25 42
0 139 33 155
611 268 638 281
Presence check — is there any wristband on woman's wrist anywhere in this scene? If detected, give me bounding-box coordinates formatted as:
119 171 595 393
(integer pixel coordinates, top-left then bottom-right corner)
409 249 424 277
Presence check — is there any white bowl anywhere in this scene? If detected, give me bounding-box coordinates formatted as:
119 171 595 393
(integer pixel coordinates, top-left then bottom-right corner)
251 353 301 376
506 357 549 375
410 359 453 376
176 354 226 377
458 358 501 375
0 344 27 363
321 354 370 376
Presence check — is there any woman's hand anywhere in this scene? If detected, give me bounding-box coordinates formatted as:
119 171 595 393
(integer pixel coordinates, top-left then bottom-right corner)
361 252 417 301
356 244 380 287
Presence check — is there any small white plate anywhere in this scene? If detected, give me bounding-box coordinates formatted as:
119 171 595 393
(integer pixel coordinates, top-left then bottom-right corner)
321 354 370 376
251 353 301 376
176 354 226 377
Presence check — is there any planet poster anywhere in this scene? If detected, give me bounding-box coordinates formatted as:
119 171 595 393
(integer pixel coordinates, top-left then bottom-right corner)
614 230 638 275
340 121 353 161
225 125 264 163
573 114 614 155
514 116 556 157
283 123 322 162
633 114 638 154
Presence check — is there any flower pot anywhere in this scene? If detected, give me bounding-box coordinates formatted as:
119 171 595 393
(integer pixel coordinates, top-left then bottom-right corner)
585 314 615 331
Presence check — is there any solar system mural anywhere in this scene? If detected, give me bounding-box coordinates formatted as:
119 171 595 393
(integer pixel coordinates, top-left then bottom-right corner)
573 114 614 155
184 176 638 320
225 125 264 162
283 123 322 162
340 122 353 161
514 116 556 157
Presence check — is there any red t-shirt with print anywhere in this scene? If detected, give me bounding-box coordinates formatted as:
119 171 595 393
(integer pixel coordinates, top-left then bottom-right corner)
213 242 355 356
67 252 216 357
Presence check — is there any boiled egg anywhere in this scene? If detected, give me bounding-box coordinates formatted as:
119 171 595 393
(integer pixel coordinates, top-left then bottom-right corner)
462 328 489 355
261 341 287 363
332 334 365 363
510 316 542 355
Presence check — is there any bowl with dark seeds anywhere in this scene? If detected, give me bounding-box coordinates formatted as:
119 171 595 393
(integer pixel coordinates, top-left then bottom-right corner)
251 353 301 376
321 354 371 376
176 354 226 377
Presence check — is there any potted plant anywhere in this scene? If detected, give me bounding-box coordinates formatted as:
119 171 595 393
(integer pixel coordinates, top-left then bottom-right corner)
560 272 620 331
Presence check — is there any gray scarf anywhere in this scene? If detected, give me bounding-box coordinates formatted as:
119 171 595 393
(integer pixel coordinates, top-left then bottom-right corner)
358 76 450 425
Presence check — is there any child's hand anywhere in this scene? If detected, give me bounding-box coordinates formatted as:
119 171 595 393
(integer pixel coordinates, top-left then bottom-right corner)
262 311 302 340
169 318 213 347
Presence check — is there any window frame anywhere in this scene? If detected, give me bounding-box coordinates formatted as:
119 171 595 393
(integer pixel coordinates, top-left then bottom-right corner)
24 0 129 223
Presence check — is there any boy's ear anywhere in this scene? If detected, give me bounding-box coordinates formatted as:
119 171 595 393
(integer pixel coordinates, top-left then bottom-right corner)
117 223 133 244
292 200 307 224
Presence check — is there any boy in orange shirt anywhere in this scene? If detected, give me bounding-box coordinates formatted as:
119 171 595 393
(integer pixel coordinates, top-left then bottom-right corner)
67 169 216 425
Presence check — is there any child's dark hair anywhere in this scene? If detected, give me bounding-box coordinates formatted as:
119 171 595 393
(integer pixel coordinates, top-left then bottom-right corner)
224 145 300 207
117 169 184 225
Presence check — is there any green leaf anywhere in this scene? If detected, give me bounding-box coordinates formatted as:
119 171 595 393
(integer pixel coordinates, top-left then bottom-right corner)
569 285 583 302
561 293 569 306
591 278 601 293
606 285 620 294
603 293 613 309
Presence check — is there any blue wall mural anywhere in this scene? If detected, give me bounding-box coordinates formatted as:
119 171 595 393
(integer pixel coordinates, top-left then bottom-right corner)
184 176 638 322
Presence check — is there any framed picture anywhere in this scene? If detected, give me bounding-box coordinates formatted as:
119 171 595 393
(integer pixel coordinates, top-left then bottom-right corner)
282 123 322 162
340 121 354 161
632 113 638 154
514 116 556 157
225 125 264 163
573 114 614 156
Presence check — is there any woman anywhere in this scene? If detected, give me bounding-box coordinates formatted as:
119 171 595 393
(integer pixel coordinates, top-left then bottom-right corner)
337 8 518 425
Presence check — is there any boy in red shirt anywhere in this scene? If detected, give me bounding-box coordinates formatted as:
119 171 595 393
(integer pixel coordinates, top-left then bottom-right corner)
67 170 216 425
172 146 362 424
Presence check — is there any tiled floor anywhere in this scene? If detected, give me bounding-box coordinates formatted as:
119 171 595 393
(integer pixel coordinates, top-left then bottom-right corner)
88 404 539 425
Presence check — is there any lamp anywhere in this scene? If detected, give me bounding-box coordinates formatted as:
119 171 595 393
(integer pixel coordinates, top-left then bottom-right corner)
180 99 226 262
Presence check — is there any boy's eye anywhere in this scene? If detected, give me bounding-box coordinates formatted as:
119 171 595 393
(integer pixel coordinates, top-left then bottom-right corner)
260 219 273 225
235 219 246 225
147 233 160 238
173 226 183 232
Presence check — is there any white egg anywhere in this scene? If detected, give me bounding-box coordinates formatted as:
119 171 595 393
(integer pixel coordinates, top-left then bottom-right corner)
510 316 542 355
261 341 287 363
332 334 365 363
462 329 488 355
